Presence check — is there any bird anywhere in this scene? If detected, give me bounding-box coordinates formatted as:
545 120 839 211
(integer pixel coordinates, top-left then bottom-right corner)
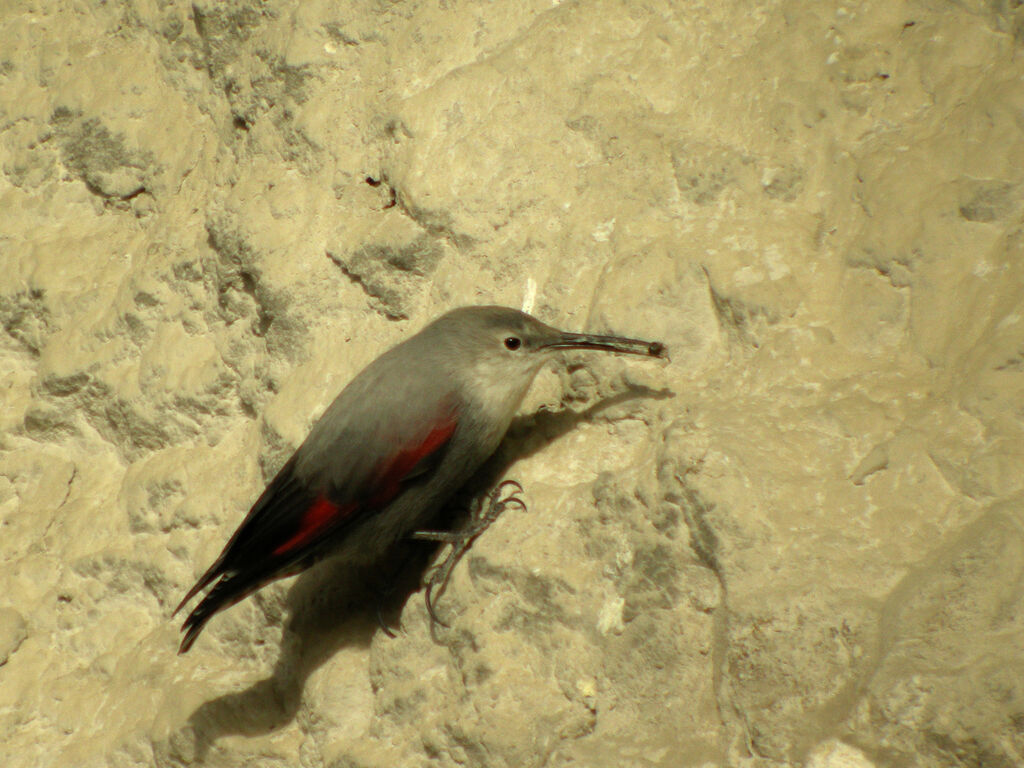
174 305 664 653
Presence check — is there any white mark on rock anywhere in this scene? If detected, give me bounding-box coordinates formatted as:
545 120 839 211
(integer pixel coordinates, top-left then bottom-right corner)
592 219 615 242
597 595 625 635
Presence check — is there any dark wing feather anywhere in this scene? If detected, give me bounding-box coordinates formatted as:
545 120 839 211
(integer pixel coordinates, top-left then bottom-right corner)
172 455 310 617
175 413 459 653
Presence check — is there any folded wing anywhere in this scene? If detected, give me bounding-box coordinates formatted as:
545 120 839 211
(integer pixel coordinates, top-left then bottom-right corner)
175 396 459 653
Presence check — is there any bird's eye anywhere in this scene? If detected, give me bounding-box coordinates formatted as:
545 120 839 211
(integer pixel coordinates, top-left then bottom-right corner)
504 336 522 351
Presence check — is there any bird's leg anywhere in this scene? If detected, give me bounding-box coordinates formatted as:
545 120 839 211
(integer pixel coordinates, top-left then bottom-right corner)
412 480 526 628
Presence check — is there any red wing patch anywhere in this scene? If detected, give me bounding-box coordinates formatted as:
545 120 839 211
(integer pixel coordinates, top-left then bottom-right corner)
272 495 358 556
368 419 457 507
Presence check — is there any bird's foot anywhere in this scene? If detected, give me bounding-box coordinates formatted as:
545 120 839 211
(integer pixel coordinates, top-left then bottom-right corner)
375 600 398 638
412 480 526 628
373 543 423 638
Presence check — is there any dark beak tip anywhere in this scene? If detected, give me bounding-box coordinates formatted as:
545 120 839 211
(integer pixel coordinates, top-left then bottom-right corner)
546 333 667 359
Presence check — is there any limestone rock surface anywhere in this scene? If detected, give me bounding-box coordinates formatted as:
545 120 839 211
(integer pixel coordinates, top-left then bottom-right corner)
2 1 1023 767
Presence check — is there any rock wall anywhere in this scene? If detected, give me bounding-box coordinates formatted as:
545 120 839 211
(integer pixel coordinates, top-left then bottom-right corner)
2 1 1023 766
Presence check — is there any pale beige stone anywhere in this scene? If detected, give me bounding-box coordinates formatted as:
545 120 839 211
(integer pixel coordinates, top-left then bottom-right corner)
2 1 1023 767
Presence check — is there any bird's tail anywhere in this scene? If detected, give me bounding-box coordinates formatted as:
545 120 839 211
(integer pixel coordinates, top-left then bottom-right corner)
177 574 255 654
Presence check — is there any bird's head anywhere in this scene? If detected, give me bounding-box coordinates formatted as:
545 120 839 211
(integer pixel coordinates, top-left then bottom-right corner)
425 306 664 417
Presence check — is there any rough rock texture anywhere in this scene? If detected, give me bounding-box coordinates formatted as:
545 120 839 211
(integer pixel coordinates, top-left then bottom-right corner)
2 1 1023 766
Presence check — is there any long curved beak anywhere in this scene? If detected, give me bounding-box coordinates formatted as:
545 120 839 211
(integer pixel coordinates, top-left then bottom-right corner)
543 331 666 358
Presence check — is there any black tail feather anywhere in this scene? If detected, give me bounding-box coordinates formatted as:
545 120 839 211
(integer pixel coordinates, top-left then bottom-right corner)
177 574 255 654
173 555 228 619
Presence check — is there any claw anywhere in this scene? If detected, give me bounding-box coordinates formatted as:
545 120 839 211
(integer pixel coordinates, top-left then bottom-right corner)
497 479 524 496
373 543 421 638
423 578 449 628
376 600 398 638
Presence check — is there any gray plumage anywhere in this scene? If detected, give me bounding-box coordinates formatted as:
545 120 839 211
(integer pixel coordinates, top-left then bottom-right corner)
175 306 663 652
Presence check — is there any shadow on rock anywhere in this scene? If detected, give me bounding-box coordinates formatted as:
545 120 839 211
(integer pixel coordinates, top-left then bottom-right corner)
176 384 670 761
176 548 430 763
